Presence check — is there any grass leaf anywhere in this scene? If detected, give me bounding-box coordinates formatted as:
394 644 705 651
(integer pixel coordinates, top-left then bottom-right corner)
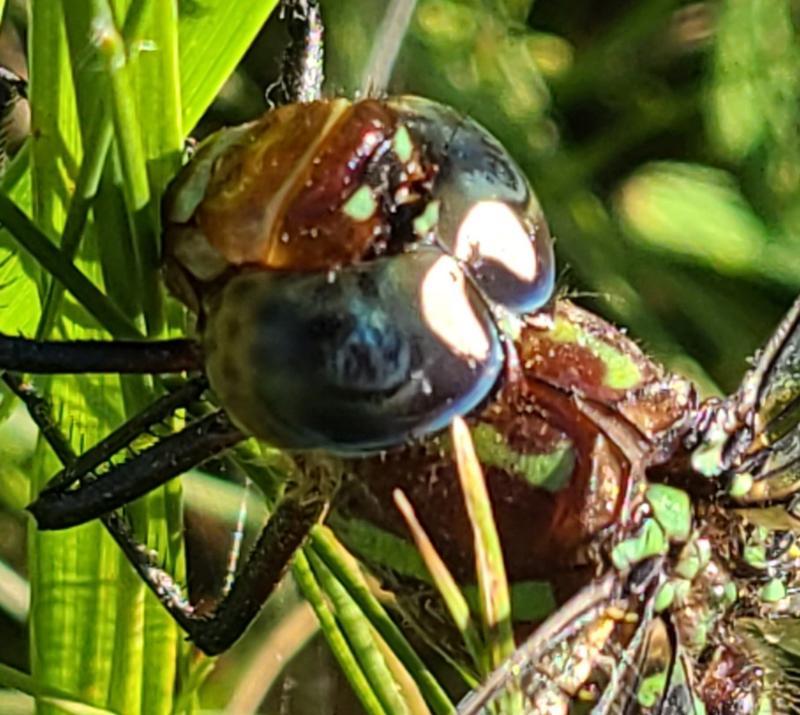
178 0 280 130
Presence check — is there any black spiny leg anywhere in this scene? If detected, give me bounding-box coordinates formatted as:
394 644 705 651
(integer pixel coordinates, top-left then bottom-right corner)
104 483 328 655
45 376 211 492
0 334 202 373
7 374 332 654
268 0 324 105
29 409 244 529
7 373 244 529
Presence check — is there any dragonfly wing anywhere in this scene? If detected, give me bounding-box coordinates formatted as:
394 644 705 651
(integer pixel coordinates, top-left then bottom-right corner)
713 296 800 500
457 566 711 715
744 296 800 444
457 575 618 714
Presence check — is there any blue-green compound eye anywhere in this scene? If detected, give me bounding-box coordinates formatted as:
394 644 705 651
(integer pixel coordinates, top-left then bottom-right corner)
203 249 504 453
390 96 555 314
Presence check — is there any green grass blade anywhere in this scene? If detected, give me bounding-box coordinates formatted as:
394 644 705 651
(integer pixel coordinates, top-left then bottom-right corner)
307 550 412 715
178 0 280 130
0 147 41 337
0 558 28 624
393 490 486 674
292 550 389 715
0 663 115 714
35 113 113 340
0 192 140 337
451 418 515 669
451 418 520 714
88 0 162 333
29 2 77 234
127 0 182 198
111 3 188 705
309 526 456 715
27 8 126 713
22 2 188 714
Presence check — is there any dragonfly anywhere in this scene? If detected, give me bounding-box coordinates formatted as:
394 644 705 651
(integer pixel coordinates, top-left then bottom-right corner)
1 1 798 713
0 0 555 661
334 294 800 713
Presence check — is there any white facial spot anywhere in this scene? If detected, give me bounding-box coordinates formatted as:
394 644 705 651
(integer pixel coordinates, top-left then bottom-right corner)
454 200 536 281
420 256 490 360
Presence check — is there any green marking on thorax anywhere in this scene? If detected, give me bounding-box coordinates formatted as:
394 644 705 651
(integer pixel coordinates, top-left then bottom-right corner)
672 578 691 606
611 519 668 571
691 442 725 477
689 619 709 650
646 484 692 542
470 423 575 493
743 528 770 569
637 670 668 708
654 581 675 612
393 125 413 162
343 185 378 221
413 200 440 238
675 538 710 580
331 516 557 622
690 418 728 478
760 578 786 603
548 317 642 390
743 543 767 569
723 581 737 606
728 471 754 499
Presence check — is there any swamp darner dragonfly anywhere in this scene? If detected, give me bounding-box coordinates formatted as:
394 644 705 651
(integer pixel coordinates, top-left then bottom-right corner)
1 1 799 713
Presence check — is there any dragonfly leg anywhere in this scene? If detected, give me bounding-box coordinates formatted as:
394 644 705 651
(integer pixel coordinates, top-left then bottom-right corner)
104 483 327 655
268 0 324 106
39 376 210 492
7 373 325 655
28 409 244 529
0 334 202 373
3 373 243 528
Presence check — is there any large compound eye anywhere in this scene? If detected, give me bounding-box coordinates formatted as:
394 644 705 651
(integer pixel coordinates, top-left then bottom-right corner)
451 199 554 314
202 250 504 453
390 96 555 314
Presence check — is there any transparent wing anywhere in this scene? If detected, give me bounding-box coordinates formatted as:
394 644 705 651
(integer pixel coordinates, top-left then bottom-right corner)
457 569 705 715
721 297 800 501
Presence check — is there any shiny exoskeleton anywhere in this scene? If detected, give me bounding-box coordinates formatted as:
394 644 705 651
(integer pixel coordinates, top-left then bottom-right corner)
163 96 554 452
332 296 800 714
